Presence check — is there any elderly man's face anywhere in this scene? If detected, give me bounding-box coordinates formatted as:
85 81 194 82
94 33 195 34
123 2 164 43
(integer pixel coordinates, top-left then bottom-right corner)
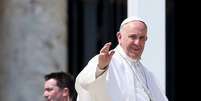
117 21 147 60
44 79 67 101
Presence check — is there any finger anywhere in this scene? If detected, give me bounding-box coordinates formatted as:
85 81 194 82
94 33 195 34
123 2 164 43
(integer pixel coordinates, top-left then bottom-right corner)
100 42 112 53
109 50 115 58
100 46 107 53
104 42 112 50
105 42 112 51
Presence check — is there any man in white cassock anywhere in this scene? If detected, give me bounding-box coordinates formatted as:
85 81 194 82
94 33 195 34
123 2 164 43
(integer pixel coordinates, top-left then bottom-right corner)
75 17 169 101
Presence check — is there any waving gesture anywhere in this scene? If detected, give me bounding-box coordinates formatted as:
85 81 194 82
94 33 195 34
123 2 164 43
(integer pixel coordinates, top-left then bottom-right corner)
98 42 115 70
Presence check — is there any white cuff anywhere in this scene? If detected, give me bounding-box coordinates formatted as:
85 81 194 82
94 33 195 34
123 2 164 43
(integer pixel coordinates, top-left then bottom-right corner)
95 66 107 78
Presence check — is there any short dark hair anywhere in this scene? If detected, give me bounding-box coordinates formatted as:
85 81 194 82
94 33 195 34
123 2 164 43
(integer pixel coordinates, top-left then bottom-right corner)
44 72 76 99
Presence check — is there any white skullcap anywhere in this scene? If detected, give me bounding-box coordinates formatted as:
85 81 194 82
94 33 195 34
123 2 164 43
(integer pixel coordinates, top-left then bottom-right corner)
119 16 147 31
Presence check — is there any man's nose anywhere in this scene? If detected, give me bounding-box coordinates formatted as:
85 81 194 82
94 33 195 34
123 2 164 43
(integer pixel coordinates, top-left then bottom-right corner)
134 39 140 45
43 91 48 97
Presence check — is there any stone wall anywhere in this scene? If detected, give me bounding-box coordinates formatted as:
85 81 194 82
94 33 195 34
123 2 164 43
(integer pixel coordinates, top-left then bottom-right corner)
0 0 67 100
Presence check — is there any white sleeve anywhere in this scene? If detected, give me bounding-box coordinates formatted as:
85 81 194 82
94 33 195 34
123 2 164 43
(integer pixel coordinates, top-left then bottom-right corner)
75 85 92 101
75 55 109 101
75 55 108 90
95 66 107 78
75 56 98 101
75 55 98 90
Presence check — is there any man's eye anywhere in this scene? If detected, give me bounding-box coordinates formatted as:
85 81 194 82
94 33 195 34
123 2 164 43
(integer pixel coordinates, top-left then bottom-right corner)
140 37 146 40
45 88 53 91
129 36 137 39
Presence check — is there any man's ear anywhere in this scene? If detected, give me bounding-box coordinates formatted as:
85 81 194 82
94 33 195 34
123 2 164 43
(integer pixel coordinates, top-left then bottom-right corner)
116 32 121 42
63 88 69 96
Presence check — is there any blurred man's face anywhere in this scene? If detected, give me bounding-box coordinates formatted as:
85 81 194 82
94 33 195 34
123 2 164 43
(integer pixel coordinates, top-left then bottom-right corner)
117 21 147 60
44 79 65 101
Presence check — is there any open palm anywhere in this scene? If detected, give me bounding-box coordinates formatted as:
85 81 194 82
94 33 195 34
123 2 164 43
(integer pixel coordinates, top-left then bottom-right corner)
98 42 115 69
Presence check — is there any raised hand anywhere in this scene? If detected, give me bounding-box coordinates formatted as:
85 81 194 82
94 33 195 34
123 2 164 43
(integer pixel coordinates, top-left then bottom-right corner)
98 42 115 70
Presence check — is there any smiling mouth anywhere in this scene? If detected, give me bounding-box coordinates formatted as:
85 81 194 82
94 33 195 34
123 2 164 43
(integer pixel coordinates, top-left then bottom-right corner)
132 47 141 52
134 48 140 51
